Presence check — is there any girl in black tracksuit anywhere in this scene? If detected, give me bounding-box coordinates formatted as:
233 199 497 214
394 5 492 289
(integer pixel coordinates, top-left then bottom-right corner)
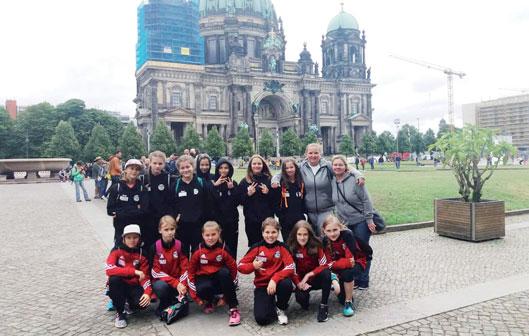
272 158 306 241
210 157 240 259
172 155 209 257
196 154 213 182
238 154 275 247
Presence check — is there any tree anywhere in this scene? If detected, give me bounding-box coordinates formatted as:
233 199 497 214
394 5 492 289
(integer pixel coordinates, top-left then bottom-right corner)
423 128 436 151
397 124 413 153
339 134 354 156
204 126 225 159
0 107 14 159
179 124 202 153
46 121 81 159
301 129 319 155
259 128 276 158
150 121 177 156
11 102 59 158
280 128 302 157
232 126 253 158
437 118 450 139
119 122 146 160
83 124 113 162
411 130 425 155
361 131 378 156
56 99 86 120
377 131 395 154
70 108 124 148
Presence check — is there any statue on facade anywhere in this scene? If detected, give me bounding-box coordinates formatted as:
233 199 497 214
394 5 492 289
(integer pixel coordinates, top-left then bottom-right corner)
269 56 277 73
367 67 371 80
314 62 319 76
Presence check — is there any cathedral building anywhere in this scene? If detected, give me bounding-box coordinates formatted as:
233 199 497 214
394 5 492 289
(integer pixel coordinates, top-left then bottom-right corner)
135 0 374 154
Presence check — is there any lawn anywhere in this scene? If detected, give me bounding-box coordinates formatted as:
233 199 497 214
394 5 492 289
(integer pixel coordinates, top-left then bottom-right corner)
229 164 529 225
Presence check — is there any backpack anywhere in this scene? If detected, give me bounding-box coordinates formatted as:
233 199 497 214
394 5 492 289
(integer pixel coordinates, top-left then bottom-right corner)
161 296 189 324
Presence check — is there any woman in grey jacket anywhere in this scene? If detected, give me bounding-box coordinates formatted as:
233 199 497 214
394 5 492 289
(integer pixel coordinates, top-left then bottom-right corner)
331 154 375 289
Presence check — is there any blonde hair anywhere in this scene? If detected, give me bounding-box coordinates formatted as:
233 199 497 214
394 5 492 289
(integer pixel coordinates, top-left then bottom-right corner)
149 150 167 162
261 217 281 232
176 154 195 170
305 143 322 155
159 215 177 230
202 221 222 234
331 155 348 170
322 214 347 233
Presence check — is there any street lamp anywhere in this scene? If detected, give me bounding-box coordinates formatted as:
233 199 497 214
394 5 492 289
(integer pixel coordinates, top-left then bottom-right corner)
394 119 400 155
276 126 280 158
146 128 151 153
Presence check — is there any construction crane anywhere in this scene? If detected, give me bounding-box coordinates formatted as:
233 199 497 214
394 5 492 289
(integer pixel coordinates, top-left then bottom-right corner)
390 54 466 128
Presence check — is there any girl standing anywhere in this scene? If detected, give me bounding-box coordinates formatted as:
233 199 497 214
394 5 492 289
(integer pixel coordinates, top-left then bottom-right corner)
211 158 240 258
188 222 241 326
287 220 331 322
196 153 213 182
238 218 295 326
321 215 371 317
273 159 306 241
238 155 274 246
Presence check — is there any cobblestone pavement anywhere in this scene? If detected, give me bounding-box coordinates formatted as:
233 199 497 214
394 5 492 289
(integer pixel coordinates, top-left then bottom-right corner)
364 290 529 336
1 182 529 335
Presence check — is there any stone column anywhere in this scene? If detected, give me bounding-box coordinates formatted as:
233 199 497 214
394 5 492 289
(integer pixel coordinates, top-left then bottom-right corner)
302 90 309 134
314 92 320 129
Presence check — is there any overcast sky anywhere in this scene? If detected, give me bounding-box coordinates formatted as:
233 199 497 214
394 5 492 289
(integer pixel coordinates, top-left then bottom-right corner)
2 0 529 134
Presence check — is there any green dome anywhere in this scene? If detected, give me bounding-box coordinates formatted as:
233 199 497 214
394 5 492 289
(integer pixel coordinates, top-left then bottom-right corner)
327 10 359 33
200 0 276 21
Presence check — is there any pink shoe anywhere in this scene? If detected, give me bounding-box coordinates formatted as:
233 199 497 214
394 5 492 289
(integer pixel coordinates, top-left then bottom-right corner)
229 308 241 326
203 302 215 314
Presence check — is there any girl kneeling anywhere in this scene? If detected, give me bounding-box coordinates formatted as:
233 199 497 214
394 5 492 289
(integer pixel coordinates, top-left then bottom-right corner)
238 218 295 326
321 215 371 317
188 222 241 326
287 220 331 322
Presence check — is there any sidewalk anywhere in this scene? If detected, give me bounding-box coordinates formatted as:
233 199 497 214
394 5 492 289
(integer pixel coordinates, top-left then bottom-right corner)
1 181 529 335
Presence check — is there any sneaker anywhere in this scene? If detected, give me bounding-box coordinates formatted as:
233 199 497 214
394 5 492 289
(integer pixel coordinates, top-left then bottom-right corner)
228 308 241 326
343 301 355 317
101 195 107 200
353 283 359 290
317 304 329 322
114 312 127 328
356 281 369 290
276 308 288 325
203 302 215 314
106 300 115 311
85 199 91 202
124 302 133 315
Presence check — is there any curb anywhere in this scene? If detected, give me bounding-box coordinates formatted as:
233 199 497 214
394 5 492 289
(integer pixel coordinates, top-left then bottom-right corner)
380 208 529 233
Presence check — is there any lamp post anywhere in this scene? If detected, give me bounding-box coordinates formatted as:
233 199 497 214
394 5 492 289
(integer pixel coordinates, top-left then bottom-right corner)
25 130 29 159
394 118 400 155
146 129 151 153
276 125 280 158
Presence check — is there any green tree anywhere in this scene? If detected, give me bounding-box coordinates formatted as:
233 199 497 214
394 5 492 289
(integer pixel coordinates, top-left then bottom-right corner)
437 118 450 139
280 128 302 157
232 126 253 158
204 126 225 159
423 128 436 152
0 107 14 159
397 124 413 153
119 122 146 160
11 102 59 158
361 131 378 156
179 124 202 153
70 109 124 148
46 121 81 159
411 130 425 155
150 121 177 156
83 124 113 162
56 99 85 120
301 129 319 155
339 134 354 156
259 129 276 158
377 131 396 154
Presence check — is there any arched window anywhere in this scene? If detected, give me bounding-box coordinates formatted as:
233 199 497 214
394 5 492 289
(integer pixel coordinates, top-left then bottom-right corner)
171 91 182 108
208 96 218 110
321 101 329 115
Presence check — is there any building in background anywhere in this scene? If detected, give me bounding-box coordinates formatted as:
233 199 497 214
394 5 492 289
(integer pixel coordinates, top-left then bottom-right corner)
135 0 374 154
463 94 529 153
5 100 17 119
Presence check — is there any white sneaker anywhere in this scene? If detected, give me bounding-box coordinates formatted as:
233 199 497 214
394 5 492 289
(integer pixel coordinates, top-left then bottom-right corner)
276 308 288 325
114 313 127 328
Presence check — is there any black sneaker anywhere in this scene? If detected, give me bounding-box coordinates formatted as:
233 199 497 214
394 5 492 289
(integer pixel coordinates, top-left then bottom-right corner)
317 304 328 322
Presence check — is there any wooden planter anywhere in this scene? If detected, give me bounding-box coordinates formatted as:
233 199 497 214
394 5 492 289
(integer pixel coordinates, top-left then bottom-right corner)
434 198 505 241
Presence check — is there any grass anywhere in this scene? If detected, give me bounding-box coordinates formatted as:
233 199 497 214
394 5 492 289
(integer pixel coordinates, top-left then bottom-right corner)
229 164 529 225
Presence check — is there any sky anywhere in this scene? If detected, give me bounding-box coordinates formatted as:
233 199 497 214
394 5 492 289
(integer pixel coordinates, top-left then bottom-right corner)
1 0 529 134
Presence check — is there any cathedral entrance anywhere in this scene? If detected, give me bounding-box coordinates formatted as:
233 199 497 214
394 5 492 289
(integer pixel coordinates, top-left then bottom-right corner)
252 93 294 150
170 122 186 143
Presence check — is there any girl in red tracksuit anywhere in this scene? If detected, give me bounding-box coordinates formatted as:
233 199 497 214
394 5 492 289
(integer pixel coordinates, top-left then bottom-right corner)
151 215 189 317
188 221 241 326
287 220 331 322
105 224 152 329
321 215 371 317
238 218 295 326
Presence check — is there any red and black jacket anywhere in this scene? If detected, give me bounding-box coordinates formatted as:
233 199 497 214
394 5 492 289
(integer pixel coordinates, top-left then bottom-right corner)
105 245 152 296
188 242 238 300
238 241 295 288
292 246 328 285
322 230 369 271
150 239 188 289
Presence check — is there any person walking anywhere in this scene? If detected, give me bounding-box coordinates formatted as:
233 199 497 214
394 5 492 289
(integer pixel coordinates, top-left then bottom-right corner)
92 157 104 199
72 161 91 202
109 150 123 187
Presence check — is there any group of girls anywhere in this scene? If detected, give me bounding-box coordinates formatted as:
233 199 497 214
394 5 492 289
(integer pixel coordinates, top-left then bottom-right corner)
104 144 377 329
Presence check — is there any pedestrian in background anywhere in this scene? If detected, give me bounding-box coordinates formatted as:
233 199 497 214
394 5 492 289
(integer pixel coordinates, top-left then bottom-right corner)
72 161 91 202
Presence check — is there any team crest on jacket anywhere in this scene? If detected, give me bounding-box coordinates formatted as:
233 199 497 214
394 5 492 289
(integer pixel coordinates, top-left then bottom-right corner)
133 195 140 202
200 254 208 264
118 256 125 266
274 250 281 258
172 251 178 258
296 252 304 259
342 243 346 250
159 254 166 264
158 184 165 191
132 259 140 269
216 254 223 262
193 188 199 195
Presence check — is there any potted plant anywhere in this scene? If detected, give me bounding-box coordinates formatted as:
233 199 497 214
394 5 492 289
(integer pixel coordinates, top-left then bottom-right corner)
430 125 515 241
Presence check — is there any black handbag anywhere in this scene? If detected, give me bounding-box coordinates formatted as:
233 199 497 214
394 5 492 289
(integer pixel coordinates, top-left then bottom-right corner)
161 296 189 325
335 182 386 232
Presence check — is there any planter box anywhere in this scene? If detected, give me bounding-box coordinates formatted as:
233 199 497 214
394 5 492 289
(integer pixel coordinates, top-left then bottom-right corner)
434 198 505 241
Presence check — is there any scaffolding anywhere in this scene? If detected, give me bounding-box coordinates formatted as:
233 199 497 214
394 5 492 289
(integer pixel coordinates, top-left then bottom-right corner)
136 0 204 69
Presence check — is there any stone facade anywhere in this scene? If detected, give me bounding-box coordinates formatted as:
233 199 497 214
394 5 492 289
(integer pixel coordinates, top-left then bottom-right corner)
135 3 374 155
